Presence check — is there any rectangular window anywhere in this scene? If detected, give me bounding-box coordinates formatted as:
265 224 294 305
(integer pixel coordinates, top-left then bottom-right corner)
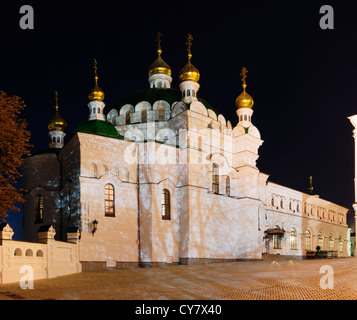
161 189 170 220
273 235 281 249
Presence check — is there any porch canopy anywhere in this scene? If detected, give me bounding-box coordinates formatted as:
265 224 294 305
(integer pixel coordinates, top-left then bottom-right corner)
264 227 285 236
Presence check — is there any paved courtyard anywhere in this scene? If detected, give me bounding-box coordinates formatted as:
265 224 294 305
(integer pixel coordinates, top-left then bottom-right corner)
1 257 357 300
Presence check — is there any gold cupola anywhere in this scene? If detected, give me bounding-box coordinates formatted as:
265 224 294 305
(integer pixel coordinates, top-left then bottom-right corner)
235 67 254 109
88 58 105 102
148 31 172 77
48 91 67 132
179 34 200 83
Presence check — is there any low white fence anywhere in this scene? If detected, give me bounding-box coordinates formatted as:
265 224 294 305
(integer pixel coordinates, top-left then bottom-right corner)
0 224 81 284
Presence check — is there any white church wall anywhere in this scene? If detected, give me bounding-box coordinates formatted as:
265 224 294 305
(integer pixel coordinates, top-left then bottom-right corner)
75 133 139 267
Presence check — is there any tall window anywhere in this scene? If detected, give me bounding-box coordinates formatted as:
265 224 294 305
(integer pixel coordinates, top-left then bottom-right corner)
162 189 170 220
158 107 165 121
212 163 219 194
318 232 324 249
305 230 311 251
273 226 281 249
35 195 43 223
290 228 297 250
339 236 343 253
105 184 115 216
141 108 147 122
125 111 131 124
329 233 334 251
226 177 230 196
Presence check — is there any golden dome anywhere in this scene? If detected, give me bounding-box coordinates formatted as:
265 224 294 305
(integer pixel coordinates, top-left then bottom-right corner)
89 58 105 102
179 34 200 83
235 67 254 109
179 58 200 82
148 32 172 77
148 54 172 77
88 82 105 101
48 91 67 132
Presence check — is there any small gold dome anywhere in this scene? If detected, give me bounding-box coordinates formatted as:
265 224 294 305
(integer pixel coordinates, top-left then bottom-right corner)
88 81 105 101
235 67 254 109
148 32 172 77
49 92 67 131
89 58 105 102
179 34 200 83
179 58 200 82
48 111 67 131
148 53 172 77
235 87 254 109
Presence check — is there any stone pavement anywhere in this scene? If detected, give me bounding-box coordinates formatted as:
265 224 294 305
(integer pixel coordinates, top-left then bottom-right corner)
1 257 357 300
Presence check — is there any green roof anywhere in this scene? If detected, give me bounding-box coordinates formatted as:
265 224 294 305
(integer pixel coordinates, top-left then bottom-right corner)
111 88 219 115
74 120 124 139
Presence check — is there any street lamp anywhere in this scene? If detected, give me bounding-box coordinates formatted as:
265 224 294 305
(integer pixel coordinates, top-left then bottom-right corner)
92 219 98 236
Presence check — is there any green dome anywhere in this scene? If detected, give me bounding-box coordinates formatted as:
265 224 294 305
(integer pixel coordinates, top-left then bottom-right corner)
111 88 219 115
74 120 123 139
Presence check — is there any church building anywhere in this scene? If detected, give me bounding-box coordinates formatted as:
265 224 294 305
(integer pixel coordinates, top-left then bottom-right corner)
21 34 351 270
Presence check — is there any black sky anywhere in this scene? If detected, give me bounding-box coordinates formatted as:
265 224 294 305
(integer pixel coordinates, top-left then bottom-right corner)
1 0 356 233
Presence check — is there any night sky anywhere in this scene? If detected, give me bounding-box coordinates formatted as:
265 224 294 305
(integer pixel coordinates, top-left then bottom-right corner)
1 0 356 236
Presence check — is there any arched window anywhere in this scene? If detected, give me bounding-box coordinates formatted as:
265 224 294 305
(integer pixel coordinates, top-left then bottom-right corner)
93 108 96 114
104 184 115 217
192 90 195 97
187 89 191 96
318 232 324 249
271 196 275 207
35 195 44 223
141 108 147 122
212 163 219 194
158 107 165 121
244 115 247 121
125 111 130 125
36 250 44 257
226 177 230 196
183 90 186 98
97 108 100 114
297 203 300 212
290 228 297 250
161 189 170 220
280 199 284 209
338 236 343 253
305 230 311 251
329 233 334 251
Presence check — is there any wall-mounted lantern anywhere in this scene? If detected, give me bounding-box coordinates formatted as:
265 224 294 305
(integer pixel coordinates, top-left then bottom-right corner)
92 219 98 236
